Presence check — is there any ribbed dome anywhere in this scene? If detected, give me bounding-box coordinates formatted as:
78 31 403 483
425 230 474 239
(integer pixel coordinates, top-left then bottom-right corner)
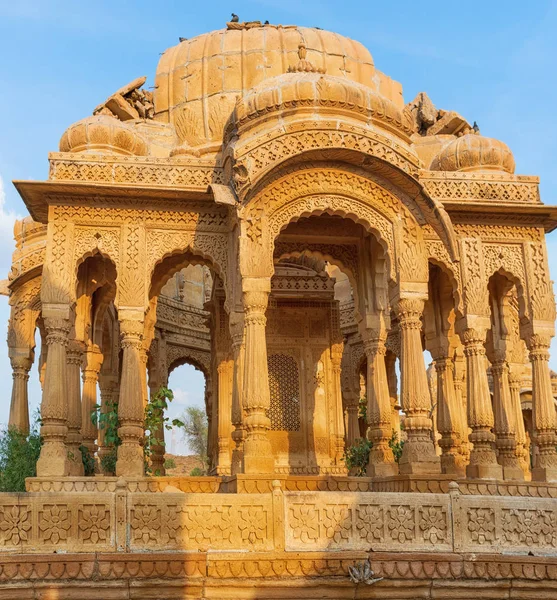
234 72 413 137
59 115 149 156
154 25 376 150
430 134 515 174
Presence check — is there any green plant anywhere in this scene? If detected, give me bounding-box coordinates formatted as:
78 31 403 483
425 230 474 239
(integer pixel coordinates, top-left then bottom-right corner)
389 430 405 463
92 401 120 447
0 418 42 492
190 466 204 476
91 401 120 475
80 445 96 476
164 458 176 470
358 396 367 421
100 448 118 475
180 406 209 472
344 437 372 477
143 386 183 475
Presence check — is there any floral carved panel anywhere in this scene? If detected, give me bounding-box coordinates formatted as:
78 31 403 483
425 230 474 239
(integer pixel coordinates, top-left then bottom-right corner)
284 491 452 552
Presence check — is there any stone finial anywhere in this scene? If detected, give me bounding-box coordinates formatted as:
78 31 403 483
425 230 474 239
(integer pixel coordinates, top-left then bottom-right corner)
287 42 326 74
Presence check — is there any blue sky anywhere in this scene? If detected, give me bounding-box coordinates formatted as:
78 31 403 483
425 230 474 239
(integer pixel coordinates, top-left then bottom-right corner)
0 0 556 442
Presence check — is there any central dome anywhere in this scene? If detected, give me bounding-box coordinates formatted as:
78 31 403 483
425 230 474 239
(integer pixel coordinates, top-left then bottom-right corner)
154 25 387 151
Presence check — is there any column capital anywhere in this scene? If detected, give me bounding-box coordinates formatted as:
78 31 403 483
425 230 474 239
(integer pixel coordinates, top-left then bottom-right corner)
395 298 424 329
44 318 71 346
10 355 33 373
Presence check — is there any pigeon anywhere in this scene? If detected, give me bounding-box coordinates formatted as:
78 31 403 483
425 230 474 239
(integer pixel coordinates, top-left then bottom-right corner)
264 20 269 24
231 13 239 22
179 37 187 42
472 121 480 134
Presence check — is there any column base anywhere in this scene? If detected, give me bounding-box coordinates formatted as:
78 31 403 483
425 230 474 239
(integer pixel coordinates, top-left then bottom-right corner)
36 442 70 478
243 455 275 474
466 463 503 480
531 466 557 483
399 458 441 476
367 461 399 478
502 465 525 481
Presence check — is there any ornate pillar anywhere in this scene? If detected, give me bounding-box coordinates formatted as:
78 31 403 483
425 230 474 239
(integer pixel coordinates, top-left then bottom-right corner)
116 318 145 477
453 347 469 460
66 340 85 476
396 298 440 474
363 333 397 477
434 355 466 476
462 328 502 479
230 313 245 475
508 368 529 477
241 279 274 474
36 316 71 477
8 354 33 434
216 358 233 475
97 375 119 474
491 356 524 480
330 341 346 465
385 351 401 436
344 390 360 446
81 344 103 458
526 334 557 482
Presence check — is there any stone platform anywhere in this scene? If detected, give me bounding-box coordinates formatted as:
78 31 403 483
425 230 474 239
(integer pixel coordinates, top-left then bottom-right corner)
2 477 557 598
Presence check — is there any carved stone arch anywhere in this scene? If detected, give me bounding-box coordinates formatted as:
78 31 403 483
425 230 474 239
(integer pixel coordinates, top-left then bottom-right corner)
146 230 228 303
242 166 403 280
274 245 359 291
235 126 458 261
72 228 121 303
8 275 42 350
166 346 211 380
483 245 530 327
427 240 464 319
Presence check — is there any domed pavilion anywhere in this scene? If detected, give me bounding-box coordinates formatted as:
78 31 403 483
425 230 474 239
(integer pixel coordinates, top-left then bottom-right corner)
4 19 557 598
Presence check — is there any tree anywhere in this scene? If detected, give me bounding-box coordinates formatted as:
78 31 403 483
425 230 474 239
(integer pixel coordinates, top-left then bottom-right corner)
181 406 208 473
0 414 42 492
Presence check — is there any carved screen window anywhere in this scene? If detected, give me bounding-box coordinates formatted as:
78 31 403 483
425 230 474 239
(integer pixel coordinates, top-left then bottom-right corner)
267 353 301 431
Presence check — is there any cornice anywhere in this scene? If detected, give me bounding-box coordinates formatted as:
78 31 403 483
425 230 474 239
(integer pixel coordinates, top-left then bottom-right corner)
443 201 557 232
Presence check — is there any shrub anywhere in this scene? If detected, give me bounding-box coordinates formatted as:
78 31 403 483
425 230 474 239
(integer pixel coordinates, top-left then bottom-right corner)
190 466 204 476
389 430 405 463
164 458 176 470
80 445 96 476
344 437 372 476
0 421 42 492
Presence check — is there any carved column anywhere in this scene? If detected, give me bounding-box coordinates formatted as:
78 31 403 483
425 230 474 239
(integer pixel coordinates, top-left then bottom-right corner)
344 390 360 446
330 341 346 465
216 358 233 475
230 314 245 475
116 319 145 477
66 340 84 476
491 357 524 480
462 328 502 479
363 334 397 477
36 316 71 477
242 279 274 474
148 382 166 477
98 375 119 474
8 355 32 434
385 351 401 436
508 368 529 476
434 356 466 476
526 334 557 482
81 344 103 459
453 347 469 460
396 298 440 474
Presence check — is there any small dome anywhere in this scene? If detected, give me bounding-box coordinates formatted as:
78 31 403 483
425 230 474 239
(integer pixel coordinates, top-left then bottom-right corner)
234 72 413 137
430 133 515 174
59 115 149 156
